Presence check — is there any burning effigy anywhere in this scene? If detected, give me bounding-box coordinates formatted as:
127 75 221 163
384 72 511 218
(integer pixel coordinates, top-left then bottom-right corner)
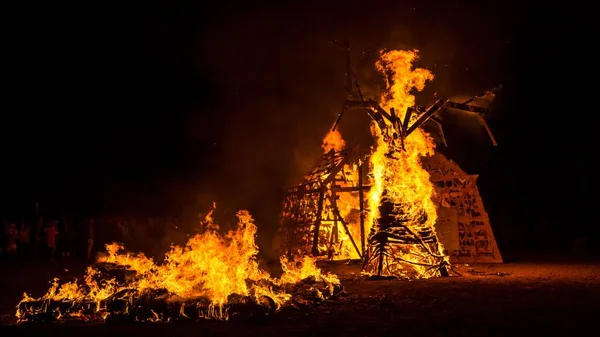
16 208 342 323
275 45 502 279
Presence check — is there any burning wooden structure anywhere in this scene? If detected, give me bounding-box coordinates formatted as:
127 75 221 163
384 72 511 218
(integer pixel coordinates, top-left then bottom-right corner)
275 41 502 278
275 146 502 266
277 145 369 260
422 153 502 263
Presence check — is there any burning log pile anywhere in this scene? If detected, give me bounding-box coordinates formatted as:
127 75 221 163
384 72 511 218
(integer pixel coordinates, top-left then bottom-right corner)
16 267 341 323
16 209 342 324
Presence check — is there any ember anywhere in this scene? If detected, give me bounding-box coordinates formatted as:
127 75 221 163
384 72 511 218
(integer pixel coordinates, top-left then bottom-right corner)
16 208 342 323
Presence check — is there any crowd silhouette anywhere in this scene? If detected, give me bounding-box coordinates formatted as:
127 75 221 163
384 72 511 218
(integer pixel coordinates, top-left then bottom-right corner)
1 213 203 262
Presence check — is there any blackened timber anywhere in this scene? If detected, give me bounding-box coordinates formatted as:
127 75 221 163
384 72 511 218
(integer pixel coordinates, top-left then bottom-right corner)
331 188 339 246
390 107 404 142
344 99 394 122
444 101 489 114
321 153 353 186
329 196 362 258
476 115 498 146
429 116 448 147
358 148 366 256
430 115 442 124
331 106 346 132
462 96 476 105
364 108 388 134
337 100 389 135
301 148 353 183
351 70 365 100
402 107 413 133
292 186 370 196
17 274 344 323
373 106 395 124
442 86 499 115
467 85 502 104
406 99 445 136
312 190 326 256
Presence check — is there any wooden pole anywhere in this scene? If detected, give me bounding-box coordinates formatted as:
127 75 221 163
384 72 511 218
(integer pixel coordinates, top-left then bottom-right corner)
311 190 325 256
358 148 366 256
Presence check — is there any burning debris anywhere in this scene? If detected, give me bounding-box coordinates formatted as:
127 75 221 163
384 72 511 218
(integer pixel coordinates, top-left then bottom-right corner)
276 44 501 279
16 208 342 324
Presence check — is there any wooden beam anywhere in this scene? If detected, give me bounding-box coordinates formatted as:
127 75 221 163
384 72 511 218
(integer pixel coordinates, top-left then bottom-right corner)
311 190 325 256
406 99 445 136
358 148 366 256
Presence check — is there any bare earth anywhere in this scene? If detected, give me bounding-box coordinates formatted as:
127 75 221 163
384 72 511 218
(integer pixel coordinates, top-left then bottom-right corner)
1 259 598 337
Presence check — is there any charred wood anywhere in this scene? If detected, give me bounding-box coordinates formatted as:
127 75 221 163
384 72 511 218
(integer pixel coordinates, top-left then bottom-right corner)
17 264 343 324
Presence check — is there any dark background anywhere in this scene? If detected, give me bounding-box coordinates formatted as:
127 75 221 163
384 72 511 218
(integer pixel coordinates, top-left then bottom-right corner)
1 1 594 257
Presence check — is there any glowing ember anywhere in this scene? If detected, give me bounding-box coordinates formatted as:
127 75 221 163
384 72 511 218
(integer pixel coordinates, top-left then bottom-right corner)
362 49 449 278
16 207 341 323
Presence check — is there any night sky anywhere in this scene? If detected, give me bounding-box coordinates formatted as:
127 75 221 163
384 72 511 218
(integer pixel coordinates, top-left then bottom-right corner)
2 1 594 255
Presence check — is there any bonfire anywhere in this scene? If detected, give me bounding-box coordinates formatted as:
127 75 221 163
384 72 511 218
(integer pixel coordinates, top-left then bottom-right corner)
16 207 341 323
276 46 497 279
361 49 449 278
277 49 450 278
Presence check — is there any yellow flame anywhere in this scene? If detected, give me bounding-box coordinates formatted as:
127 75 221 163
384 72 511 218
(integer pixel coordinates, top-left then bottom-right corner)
364 49 447 278
17 206 339 322
316 129 362 260
321 130 346 153
376 49 434 117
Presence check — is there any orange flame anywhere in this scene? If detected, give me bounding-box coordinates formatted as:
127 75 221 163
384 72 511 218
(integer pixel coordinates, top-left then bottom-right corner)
17 206 339 322
317 129 362 260
321 130 346 153
364 49 448 278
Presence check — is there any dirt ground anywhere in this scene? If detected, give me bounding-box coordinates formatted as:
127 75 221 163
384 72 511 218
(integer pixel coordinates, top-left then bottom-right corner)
1 258 599 337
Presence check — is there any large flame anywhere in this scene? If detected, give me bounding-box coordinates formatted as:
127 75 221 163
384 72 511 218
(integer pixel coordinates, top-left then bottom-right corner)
17 207 339 322
366 49 436 234
364 49 447 278
99 210 282 306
